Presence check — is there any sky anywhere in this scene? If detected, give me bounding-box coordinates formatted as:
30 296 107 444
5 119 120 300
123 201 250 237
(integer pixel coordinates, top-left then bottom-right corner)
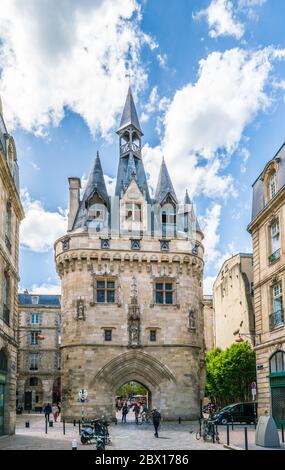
0 0 285 295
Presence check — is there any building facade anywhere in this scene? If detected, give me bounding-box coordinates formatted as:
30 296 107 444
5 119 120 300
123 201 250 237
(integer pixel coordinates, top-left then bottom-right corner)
203 295 214 352
213 253 254 350
248 143 285 427
55 88 205 421
17 293 61 411
0 97 24 435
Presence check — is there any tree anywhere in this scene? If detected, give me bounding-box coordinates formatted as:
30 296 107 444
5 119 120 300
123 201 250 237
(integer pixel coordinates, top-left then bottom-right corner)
205 342 256 407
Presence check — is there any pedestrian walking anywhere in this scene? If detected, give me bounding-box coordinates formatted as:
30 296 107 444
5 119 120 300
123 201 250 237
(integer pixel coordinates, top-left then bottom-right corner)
133 402 140 425
52 403 59 422
44 403 52 422
122 403 129 423
152 407 161 438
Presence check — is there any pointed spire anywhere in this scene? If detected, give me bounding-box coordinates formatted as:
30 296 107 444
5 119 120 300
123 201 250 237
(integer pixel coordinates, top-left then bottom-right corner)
125 153 137 186
184 189 191 205
82 151 109 206
118 86 142 134
155 157 178 204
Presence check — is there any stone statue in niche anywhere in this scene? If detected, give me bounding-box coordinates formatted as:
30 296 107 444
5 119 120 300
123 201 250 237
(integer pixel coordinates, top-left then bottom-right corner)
128 276 141 347
188 309 196 330
77 299 85 320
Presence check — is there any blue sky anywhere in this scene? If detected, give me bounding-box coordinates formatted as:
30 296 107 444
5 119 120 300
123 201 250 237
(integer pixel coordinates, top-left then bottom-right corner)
0 0 285 294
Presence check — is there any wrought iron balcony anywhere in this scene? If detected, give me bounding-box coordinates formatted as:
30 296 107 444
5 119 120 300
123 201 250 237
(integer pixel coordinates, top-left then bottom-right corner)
268 249 281 264
269 309 284 331
120 142 141 157
3 304 10 326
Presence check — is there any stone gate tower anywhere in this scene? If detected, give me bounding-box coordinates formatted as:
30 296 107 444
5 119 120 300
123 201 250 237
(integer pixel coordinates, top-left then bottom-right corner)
55 88 205 420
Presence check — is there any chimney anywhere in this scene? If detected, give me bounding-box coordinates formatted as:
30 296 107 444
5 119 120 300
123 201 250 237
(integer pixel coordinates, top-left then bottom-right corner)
68 177 81 231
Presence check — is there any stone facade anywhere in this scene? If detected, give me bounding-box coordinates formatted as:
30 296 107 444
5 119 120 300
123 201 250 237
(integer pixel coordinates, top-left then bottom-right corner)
55 88 205 421
213 253 254 349
17 293 61 411
203 295 214 352
248 143 285 427
0 97 24 435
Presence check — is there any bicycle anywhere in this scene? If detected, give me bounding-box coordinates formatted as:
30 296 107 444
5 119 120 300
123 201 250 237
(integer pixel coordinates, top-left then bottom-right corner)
195 418 220 443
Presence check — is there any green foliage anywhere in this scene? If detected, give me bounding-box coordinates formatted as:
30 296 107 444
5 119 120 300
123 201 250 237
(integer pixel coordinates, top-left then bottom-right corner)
205 342 256 407
116 381 147 398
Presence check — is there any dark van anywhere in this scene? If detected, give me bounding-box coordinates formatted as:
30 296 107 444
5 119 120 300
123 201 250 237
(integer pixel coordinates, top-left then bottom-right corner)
211 402 257 425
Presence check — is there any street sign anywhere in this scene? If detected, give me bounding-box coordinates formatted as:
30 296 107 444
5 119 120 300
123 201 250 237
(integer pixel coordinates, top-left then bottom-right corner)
79 389 88 402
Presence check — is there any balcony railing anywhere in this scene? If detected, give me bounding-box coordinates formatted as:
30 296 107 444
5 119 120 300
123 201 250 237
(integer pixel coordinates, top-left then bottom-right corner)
3 304 10 326
269 309 284 331
268 249 281 264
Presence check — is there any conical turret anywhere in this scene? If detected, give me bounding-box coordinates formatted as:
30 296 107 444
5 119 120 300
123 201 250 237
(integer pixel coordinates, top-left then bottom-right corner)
155 158 177 205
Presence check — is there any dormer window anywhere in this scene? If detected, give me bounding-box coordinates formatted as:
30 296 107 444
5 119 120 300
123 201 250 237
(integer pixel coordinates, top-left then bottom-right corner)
89 204 105 221
269 171 277 199
125 203 142 222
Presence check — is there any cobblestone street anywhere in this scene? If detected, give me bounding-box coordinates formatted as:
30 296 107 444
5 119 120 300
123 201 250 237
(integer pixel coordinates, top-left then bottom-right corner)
0 414 224 450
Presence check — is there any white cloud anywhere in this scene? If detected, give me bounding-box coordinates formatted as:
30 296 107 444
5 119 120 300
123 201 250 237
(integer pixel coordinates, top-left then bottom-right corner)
157 53 168 69
143 47 285 201
0 0 150 137
203 276 216 295
200 203 222 265
104 174 116 196
194 0 244 39
20 188 67 252
238 0 266 7
29 283 61 295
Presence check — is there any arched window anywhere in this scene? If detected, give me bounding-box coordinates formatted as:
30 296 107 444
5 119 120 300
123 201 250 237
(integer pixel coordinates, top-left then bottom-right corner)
269 170 277 199
270 351 285 374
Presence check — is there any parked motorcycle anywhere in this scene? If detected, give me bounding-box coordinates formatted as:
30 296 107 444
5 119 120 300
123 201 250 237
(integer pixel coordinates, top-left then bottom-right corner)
80 417 111 449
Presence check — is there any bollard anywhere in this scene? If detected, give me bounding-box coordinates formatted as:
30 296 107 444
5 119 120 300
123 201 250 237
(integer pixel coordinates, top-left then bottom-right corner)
49 421 53 427
212 424 215 444
178 417 181 424
25 421 30 428
244 426 248 450
73 420 76 427
78 420 81 435
72 439 77 450
45 417 48 434
281 424 284 444
63 419 66 435
231 417 234 430
226 425 230 446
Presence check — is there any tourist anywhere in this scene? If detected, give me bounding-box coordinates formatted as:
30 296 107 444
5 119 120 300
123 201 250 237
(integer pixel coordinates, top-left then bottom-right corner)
44 403 52 422
52 403 59 422
151 407 161 438
122 403 129 423
133 402 140 425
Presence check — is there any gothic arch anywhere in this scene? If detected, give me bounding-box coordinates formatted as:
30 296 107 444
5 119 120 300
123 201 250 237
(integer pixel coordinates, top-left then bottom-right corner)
93 350 176 391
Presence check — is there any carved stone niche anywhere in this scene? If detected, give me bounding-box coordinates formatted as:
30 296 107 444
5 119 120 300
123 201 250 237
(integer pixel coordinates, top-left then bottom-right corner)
188 309 196 331
76 299 86 321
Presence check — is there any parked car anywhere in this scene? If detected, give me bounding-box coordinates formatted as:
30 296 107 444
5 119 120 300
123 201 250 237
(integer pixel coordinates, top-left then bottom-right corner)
211 402 257 425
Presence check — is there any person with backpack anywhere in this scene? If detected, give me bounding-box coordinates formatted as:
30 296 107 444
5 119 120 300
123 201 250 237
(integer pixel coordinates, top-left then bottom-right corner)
151 407 161 438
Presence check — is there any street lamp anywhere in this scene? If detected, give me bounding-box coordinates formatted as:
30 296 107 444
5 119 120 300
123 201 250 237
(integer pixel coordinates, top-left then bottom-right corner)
17 330 45 342
233 329 261 345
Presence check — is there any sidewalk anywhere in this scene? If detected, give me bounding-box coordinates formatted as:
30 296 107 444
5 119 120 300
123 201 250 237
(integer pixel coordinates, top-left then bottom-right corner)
217 424 285 450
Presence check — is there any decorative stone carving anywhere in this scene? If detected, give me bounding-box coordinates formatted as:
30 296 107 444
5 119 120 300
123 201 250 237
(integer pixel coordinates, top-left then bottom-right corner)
188 309 196 330
128 277 141 347
76 299 85 320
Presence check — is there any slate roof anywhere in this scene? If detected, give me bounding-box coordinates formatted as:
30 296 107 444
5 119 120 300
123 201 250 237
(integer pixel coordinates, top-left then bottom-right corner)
73 152 109 229
251 142 285 221
118 86 142 134
18 294 61 307
154 158 178 204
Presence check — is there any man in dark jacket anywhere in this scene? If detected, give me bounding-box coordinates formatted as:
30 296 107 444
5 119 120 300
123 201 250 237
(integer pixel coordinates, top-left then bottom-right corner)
44 403 52 422
152 407 161 437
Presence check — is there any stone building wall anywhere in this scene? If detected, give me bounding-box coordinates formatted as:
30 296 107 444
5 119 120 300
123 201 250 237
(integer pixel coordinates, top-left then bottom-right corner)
17 294 61 411
0 101 24 435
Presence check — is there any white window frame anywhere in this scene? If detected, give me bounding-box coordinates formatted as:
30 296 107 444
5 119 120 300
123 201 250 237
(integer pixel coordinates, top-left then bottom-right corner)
31 313 39 325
